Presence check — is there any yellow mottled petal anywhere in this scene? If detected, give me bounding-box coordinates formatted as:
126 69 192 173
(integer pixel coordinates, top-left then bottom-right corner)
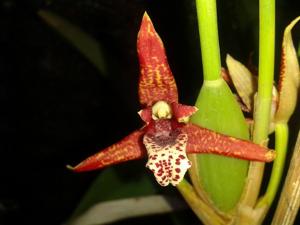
275 17 300 123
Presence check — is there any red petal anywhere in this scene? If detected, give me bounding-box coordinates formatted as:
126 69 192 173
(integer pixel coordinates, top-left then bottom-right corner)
137 12 178 107
171 103 198 122
138 107 152 124
69 130 146 172
183 124 275 162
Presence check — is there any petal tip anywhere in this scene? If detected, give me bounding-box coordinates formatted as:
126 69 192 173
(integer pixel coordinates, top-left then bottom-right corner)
226 53 232 61
66 164 86 172
66 164 75 171
266 150 276 162
142 11 150 21
139 11 154 34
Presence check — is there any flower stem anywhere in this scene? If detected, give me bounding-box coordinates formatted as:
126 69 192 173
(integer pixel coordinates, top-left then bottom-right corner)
195 0 221 81
253 0 276 143
177 179 226 225
256 0 276 199
241 0 275 208
257 123 288 207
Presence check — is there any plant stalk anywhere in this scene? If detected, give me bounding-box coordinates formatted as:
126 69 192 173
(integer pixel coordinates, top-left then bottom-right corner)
257 123 288 207
239 0 275 209
195 0 221 81
191 0 250 212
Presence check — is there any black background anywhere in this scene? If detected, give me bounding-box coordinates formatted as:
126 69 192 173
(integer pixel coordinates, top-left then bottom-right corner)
0 0 299 224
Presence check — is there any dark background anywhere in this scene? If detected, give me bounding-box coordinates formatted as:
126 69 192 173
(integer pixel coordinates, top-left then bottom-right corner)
0 0 299 224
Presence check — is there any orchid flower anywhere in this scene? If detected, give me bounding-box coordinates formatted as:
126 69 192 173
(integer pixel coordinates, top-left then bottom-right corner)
68 12 275 187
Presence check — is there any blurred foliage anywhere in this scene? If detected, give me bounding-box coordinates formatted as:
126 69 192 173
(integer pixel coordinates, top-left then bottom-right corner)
70 167 158 219
38 10 108 77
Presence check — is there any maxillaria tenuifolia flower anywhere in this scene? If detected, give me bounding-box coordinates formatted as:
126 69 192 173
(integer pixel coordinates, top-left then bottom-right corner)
68 12 275 186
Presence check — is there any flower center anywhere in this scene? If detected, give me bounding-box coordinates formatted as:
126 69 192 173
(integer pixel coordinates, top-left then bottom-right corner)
151 101 172 120
144 132 191 186
143 119 191 186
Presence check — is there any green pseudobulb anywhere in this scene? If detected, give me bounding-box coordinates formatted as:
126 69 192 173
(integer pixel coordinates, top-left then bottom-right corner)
190 79 249 211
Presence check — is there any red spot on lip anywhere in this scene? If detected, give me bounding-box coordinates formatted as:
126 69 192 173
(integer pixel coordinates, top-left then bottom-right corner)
178 155 185 159
175 168 181 173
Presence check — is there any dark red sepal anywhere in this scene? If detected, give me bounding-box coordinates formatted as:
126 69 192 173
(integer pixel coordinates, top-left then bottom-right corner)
183 124 275 162
69 130 147 172
137 12 178 107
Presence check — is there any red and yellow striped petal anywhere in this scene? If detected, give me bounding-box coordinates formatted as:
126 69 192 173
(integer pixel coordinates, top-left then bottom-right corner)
69 130 146 172
138 107 152 124
183 124 275 162
171 103 198 122
137 12 178 107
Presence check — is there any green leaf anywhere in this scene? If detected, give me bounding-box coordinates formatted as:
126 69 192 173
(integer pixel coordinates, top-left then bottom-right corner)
38 10 108 76
70 167 157 219
69 195 186 225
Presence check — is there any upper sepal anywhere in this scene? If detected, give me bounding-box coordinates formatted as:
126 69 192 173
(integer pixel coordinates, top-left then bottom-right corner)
137 12 178 107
